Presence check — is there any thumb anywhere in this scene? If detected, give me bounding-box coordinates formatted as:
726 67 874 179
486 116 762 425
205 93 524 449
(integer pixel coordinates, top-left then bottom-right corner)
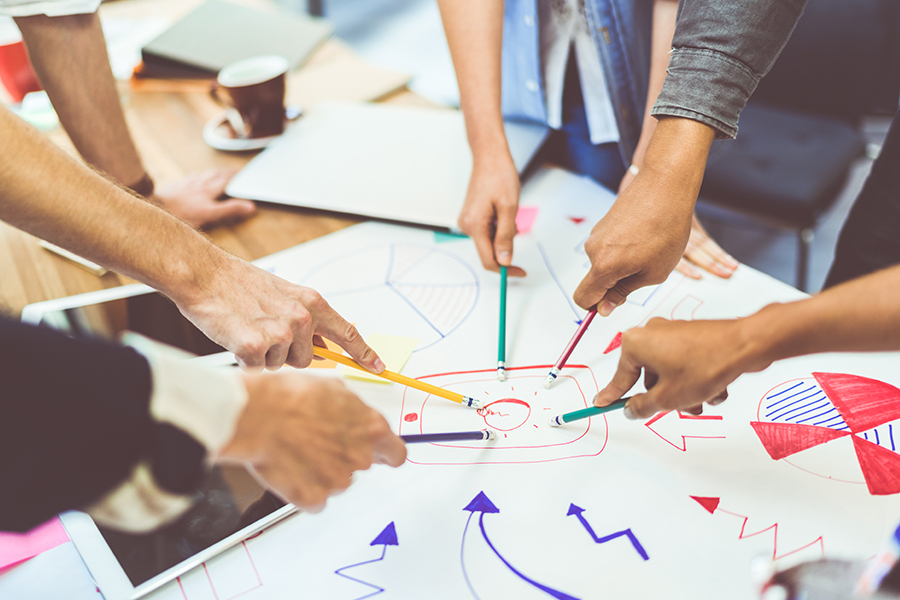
596 279 634 317
594 354 642 407
203 198 257 226
622 388 665 420
494 202 518 266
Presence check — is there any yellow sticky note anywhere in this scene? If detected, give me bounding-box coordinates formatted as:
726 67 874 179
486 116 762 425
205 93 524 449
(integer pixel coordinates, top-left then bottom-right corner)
341 334 418 383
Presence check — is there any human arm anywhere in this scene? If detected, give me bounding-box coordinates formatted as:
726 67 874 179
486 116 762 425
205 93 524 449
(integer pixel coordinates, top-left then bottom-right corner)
14 11 255 228
616 0 737 281
575 0 808 314
0 105 383 372
0 318 405 532
436 0 525 276
593 265 900 419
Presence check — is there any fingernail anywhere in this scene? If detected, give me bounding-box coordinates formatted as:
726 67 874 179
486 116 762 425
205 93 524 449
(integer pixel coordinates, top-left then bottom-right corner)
498 251 511 265
599 301 616 317
708 396 726 406
623 404 638 420
373 358 386 373
592 393 604 407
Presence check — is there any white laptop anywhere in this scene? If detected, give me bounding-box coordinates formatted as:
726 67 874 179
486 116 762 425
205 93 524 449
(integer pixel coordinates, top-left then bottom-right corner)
226 102 549 230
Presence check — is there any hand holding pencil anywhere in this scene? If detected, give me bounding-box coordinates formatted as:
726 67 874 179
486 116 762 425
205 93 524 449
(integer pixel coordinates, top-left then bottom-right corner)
313 346 482 409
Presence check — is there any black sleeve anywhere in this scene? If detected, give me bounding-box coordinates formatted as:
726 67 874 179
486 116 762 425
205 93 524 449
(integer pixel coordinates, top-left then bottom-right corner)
0 317 155 532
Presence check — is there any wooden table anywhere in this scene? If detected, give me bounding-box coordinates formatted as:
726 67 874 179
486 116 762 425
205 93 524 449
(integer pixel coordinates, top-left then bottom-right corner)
0 0 440 318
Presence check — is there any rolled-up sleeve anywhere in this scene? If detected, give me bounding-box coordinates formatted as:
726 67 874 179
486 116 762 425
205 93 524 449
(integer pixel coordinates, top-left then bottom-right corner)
652 0 808 138
0 0 100 17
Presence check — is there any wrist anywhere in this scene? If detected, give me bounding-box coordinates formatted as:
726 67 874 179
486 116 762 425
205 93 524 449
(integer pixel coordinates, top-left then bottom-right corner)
220 372 270 463
641 117 715 196
733 304 794 373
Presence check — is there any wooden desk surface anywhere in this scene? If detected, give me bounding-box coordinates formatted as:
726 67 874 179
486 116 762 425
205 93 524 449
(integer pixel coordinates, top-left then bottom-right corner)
0 0 442 317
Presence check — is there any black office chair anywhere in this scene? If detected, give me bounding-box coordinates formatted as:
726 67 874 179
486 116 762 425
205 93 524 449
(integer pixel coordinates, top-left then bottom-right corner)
697 0 900 291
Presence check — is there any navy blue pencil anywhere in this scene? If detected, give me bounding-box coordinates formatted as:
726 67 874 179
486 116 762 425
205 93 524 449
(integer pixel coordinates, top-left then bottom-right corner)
401 430 496 444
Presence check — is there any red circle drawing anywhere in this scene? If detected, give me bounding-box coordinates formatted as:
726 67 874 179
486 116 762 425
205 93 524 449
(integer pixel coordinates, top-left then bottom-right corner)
478 399 531 431
404 413 419 422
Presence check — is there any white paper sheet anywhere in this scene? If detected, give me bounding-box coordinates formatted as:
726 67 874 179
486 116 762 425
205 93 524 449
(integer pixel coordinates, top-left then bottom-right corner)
135 166 900 599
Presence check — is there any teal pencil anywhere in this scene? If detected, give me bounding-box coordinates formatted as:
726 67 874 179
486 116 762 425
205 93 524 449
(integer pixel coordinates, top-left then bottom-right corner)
497 265 508 381
547 398 630 427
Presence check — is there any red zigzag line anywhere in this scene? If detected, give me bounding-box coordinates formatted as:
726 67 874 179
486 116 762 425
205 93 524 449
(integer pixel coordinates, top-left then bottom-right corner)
718 509 824 561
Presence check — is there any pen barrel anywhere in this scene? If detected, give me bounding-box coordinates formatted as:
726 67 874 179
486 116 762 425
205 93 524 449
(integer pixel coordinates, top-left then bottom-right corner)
558 399 629 425
313 346 466 405
401 431 489 443
498 266 507 362
552 309 597 370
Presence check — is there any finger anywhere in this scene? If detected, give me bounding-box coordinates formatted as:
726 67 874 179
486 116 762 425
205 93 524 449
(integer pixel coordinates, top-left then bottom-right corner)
683 404 704 416
675 257 702 280
265 342 291 370
622 389 664 420
470 222 501 273
201 167 237 195
493 201 518 267
315 308 385 373
573 266 617 311
285 322 315 369
374 433 408 467
699 236 739 269
708 389 729 406
199 198 257 227
685 244 734 279
311 334 327 361
597 279 635 317
594 355 642 407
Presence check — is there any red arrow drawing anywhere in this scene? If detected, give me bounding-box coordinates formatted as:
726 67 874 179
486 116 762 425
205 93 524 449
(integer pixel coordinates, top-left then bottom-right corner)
645 411 725 451
690 496 824 561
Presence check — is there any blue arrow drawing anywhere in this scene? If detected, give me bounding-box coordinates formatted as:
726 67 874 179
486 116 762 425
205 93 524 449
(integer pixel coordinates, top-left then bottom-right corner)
461 492 579 600
567 504 649 560
335 522 398 600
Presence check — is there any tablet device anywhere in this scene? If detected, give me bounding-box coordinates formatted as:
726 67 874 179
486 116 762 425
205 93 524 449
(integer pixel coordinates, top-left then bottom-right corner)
21 285 295 600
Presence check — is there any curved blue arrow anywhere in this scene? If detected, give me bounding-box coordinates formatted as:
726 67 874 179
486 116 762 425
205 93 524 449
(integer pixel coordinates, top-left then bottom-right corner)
335 522 398 600
567 504 649 561
461 492 579 600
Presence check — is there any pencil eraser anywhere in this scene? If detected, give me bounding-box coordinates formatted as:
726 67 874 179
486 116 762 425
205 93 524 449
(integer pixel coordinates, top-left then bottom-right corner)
548 417 560 427
542 377 553 389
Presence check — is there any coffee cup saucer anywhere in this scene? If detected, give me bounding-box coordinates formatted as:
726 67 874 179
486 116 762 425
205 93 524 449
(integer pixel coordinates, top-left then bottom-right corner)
203 105 302 152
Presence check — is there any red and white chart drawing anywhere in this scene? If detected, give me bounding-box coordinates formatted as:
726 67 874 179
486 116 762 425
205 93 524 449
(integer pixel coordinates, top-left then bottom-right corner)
398 365 607 465
751 372 900 495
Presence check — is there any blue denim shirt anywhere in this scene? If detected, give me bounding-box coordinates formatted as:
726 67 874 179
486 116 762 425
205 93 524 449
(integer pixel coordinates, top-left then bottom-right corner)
501 0 653 165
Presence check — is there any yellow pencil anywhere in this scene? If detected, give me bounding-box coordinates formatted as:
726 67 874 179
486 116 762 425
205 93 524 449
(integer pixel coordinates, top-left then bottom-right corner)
313 346 482 409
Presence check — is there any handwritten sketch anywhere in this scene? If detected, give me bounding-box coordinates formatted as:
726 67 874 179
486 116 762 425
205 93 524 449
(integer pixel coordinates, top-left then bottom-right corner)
691 496 824 562
461 492 579 600
300 244 479 351
398 365 607 465
334 523 398 600
751 373 900 495
173 541 262 600
565 504 648 561
644 411 725 452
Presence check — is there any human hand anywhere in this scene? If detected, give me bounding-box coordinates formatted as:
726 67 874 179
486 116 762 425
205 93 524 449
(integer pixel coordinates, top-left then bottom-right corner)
174 254 385 372
593 317 764 419
221 372 406 512
675 214 739 279
153 168 256 229
573 168 694 316
457 154 526 276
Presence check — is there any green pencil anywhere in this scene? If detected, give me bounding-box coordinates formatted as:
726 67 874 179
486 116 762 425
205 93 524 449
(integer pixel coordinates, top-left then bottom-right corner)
547 398 630 427
498 266 508 381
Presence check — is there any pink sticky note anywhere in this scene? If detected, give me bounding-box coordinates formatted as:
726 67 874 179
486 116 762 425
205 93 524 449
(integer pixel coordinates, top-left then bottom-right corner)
515 206 539 234
0 517 70 571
